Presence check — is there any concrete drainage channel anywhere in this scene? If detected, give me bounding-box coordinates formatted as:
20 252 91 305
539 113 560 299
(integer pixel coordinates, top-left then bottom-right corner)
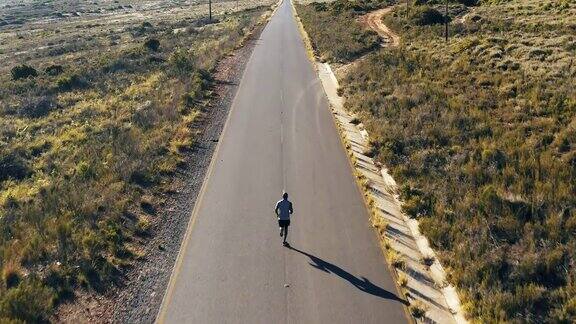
292 3 468 323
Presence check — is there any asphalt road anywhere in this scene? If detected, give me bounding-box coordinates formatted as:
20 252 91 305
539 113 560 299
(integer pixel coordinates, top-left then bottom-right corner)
157 1 408 323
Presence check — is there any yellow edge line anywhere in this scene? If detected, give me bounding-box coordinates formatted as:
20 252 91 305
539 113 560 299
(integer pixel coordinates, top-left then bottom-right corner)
154 5 279 322
290 3 414 323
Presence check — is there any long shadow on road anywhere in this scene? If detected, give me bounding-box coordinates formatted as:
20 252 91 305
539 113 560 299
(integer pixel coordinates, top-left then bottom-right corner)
287 245 408 305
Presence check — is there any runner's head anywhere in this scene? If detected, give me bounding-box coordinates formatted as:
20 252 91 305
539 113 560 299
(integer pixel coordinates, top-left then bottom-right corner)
283 192 288 200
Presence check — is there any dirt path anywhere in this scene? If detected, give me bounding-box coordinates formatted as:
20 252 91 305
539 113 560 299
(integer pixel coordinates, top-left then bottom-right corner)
359 7 400 47
336 7 399 78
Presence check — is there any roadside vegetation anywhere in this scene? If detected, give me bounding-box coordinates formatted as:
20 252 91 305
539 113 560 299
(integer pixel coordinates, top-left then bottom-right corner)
296 0 388 62
297 0 576 322
0 0 272 321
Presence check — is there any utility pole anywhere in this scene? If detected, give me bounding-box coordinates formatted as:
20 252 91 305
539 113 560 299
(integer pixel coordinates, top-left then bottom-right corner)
406 0 410 19
445 0 449 42
209 0 212 22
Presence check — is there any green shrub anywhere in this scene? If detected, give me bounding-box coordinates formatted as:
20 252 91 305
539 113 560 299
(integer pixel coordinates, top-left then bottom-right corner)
45 64 64 76
409 302 426 318
75 161 96 179
130 169 156 187
313 2 328 11
20 234 47 265
400 185 434 218
0 150 30 182
0 280 55 322
169 49 195 76
10 65 37 80
183 70 211 105
140 197 156 215
144 38 160 52
457 0 479 6
133 100 159 129
135 217 151 236
56 73 87 91
17 96 57 118
2 265 21 289
43 266 74 303
409 6 446 26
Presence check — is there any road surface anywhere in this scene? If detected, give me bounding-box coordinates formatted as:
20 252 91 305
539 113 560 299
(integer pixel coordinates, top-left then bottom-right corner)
157 1 408 323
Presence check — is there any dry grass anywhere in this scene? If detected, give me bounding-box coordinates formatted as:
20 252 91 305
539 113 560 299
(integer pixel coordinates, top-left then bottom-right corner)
409 301 427 318
387 249 405 269
298 0 576 322
397 271 408 287
295 1 384 63
0 0 275 72
0 0 273 321
393 0 576 80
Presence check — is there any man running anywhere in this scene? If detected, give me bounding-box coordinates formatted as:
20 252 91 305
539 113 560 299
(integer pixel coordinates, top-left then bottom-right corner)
275 192 293 246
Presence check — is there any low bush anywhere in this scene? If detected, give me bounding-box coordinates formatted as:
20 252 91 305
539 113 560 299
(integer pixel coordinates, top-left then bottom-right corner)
135 217 151 236
169 49 195 76
43 266 74 303
56 73 88 91
140 197 156 215
398 272 408 287
409 6 446 26
409 302 426 318
458 0 479 5
0 279 55 322
17 96 57 118
144 38 160 52
10 65 37 80
0 150 30 182
2 265 20 289
45 64 64 76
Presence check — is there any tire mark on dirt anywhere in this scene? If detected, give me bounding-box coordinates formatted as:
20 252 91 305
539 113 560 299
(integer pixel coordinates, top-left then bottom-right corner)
358 7 400 47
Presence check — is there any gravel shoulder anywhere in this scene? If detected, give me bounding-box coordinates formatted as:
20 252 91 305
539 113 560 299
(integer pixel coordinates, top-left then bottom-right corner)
53 20 268 324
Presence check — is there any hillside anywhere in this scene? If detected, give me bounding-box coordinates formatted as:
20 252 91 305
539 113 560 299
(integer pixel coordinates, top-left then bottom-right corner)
296 0 576 321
